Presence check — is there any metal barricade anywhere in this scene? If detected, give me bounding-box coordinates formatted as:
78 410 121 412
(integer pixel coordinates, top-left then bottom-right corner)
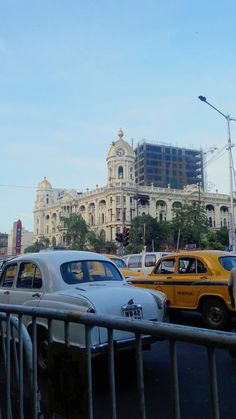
0 304 236 419
0 312 42 419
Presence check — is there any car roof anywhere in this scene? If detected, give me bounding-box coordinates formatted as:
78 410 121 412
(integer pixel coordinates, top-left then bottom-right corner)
8 250 112 264
160 250 235 259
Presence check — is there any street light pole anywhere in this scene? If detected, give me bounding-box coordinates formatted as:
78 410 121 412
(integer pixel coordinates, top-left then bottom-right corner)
198 96 236 253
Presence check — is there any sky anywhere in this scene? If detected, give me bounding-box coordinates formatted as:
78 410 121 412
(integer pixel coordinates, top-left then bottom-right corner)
1 0 236 233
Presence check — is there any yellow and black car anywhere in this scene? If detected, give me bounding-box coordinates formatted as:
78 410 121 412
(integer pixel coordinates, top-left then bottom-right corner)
128 250 236 330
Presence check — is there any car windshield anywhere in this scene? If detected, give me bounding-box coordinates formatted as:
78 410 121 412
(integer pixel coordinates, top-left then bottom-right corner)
112 258 127 268
219 256 236 271
60 260 123 284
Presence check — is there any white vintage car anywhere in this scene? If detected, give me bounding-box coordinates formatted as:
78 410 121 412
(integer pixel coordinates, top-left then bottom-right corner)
0 250 167 371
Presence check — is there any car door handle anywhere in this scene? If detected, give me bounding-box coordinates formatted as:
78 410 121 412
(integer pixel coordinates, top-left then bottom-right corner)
166 276 172 279
3 290 10 295
32 293 41 298
200 276 208 280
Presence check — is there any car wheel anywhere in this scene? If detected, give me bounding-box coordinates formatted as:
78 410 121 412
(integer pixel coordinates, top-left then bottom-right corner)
37 331 49 376
202 299 229 330
168 309 180 323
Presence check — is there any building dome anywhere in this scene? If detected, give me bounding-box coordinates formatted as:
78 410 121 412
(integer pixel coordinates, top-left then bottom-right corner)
38 177 52 189
107 129 134 158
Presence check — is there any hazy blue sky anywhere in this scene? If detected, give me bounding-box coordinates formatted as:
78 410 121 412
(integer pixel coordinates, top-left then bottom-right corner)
1 0 236 233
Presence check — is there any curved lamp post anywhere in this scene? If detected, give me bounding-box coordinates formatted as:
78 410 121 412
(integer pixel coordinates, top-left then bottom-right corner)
198 96 236 252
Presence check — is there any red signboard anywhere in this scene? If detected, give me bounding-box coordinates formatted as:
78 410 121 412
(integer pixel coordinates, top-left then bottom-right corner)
15 219 22 255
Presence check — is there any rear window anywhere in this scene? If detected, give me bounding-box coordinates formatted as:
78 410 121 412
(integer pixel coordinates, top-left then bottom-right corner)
60 260 123 284
219 256 236 271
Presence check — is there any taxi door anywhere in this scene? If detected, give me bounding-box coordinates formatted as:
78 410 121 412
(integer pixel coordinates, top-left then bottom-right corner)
173 256 210 308
149 257 177 304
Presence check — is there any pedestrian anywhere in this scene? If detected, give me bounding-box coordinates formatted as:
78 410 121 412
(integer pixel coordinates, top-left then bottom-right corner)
228 267 236 309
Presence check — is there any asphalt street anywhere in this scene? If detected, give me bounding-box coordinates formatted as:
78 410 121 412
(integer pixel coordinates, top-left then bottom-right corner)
39 312 236 419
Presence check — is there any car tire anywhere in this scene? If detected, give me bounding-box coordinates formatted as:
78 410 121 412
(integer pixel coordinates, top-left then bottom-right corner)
201 299 229 330
168 309 180 323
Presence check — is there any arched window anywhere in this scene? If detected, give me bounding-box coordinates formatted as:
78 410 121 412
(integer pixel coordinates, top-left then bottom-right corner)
118 166 124 179
172 202 182 210
100 230 106 241
206 204 215 212
99 199 106 206
220 206 229 214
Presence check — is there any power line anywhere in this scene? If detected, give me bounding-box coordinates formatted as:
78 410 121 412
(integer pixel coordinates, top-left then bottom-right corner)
203 145 227 168
0 184 37 189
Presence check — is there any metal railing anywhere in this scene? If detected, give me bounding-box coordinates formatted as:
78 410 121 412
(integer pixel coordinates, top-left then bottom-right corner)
0 304 236 419
0 311 42 419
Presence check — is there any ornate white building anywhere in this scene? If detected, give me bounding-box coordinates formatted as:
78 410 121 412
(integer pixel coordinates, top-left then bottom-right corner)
34 129 232 246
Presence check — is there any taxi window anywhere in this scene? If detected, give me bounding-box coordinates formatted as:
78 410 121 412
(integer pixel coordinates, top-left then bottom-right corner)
145 254 156 267
178 258 207 274
17 262 42 289
219 256 236 271
1 263 17 288
128 255 142 268
154 259 175 274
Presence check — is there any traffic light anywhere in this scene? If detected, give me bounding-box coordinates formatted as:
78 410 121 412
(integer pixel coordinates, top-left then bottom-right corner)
115 232 123 243
123 227 129 247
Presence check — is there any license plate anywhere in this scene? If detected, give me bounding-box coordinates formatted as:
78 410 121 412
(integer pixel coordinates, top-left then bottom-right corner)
122 303 143 320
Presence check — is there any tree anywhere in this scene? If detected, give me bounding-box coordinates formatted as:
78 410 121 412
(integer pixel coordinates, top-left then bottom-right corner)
216 227 229 248
125 214 172 253
201 230 225 250
201 227 230 250
171 203 208 249
24 236 50 253
86 230 116 253
61 214 89 250
60 214 116 253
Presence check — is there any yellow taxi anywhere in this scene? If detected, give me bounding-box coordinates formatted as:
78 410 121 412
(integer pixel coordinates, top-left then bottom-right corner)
128 250 236 330
103 254 144 278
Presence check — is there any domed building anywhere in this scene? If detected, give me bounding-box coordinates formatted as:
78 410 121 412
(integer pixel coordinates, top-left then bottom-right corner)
34 130 233 247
